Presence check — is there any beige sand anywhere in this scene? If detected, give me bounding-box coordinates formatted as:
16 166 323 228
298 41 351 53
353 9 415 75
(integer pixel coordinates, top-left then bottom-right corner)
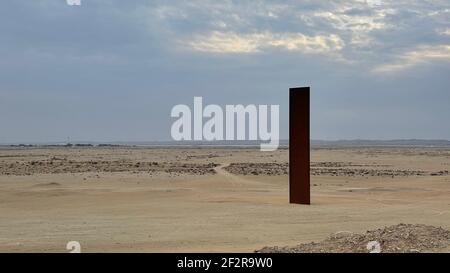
0 147 449 252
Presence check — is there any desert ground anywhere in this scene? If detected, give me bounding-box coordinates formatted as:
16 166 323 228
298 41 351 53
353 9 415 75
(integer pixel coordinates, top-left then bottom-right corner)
0 146 450 253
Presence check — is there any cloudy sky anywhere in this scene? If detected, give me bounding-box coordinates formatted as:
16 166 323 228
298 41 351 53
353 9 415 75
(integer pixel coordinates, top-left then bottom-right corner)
0 0 449 143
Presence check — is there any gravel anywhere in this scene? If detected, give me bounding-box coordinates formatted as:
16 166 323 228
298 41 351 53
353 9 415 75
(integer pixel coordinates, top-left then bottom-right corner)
256 223 450 253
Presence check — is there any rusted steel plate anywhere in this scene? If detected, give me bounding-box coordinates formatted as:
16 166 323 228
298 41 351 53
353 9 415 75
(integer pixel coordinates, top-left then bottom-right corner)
289 87 310 204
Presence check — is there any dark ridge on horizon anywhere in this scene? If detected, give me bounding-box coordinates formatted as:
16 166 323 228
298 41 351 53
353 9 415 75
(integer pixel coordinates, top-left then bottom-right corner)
1 139 450 148
311 139 450 147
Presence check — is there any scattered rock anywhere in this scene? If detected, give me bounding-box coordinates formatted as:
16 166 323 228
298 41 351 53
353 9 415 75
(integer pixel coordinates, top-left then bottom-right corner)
223 162 449 177
256 224 450 253
0 160 218 176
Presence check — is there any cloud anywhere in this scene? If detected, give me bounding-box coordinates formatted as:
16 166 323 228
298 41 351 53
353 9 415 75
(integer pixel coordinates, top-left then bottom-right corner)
310 9 391 32
437 28 450 36
3 0 448 73
185 31 345 54
373 45 450 73
162 0 449 72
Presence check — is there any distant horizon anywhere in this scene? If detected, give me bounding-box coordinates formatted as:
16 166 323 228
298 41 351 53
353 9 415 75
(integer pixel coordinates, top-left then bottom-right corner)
2 138 450 146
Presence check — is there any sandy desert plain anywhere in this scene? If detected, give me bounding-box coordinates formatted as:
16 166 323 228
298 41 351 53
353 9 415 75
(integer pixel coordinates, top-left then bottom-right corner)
1 145 450 253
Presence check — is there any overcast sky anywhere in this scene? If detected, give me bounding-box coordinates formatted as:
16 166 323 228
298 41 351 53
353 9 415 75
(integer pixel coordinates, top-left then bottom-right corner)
0 0 449 143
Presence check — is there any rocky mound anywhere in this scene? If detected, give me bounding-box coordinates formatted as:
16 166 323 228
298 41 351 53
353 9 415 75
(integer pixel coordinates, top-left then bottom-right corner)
256 224 450 253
